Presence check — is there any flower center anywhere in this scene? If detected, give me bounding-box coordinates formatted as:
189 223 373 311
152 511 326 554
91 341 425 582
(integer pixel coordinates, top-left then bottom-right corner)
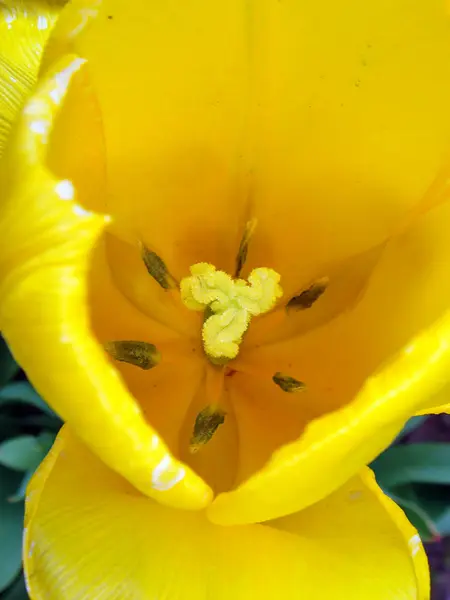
180 262 283 362
100 218 333 483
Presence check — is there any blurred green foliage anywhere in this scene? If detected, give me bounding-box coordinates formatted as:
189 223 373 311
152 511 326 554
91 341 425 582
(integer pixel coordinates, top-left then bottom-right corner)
372 428 450 542
0 337 61 599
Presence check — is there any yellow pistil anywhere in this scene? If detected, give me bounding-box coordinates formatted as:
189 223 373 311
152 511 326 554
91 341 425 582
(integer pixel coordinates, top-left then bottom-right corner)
180 263 283 361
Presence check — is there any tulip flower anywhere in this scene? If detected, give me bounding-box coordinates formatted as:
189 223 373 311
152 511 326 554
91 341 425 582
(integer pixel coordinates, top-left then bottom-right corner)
2 0 450 597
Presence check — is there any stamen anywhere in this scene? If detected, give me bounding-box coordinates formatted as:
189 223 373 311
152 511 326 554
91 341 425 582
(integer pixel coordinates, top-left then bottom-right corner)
235 217 258 277
189 405 226 454
180 263 283 361
273 372 306 393
104 340 161 370
140 243 177 290
286 277 329 311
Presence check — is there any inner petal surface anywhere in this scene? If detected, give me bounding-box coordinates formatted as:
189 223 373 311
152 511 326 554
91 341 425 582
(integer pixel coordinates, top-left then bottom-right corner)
68 0 450 297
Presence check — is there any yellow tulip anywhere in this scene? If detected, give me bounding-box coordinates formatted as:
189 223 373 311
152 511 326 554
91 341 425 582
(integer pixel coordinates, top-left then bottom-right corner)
3 0 450 597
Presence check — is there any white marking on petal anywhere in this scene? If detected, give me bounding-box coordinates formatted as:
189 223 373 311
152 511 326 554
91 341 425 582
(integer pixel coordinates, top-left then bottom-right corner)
49 86 63 105
4 11 16 28
37 15 48 30
72 204 91 218
50 58 87 106
27 540 36 559
70 8 99 37
24 99 48 116
30 120 48 135
408 534 422 557
55 179 75 201
151 455 185 491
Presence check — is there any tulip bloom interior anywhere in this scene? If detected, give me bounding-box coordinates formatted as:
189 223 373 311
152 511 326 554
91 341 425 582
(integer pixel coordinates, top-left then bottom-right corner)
45 0 450 519
3 0 450 597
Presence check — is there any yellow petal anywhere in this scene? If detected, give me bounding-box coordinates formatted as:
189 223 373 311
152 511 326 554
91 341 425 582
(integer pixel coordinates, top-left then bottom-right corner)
210 194 450 524
243 0 450 296
0 54 211 510
229 373 311 486
104 233 199 338
0 0 63 154
270 468 429 600
244 198 450 419
178 371 240 494
58 0 252 276
210 291 450 524
54 0 450 295
25 427 425 600
244 0 450 293
415 383 450 415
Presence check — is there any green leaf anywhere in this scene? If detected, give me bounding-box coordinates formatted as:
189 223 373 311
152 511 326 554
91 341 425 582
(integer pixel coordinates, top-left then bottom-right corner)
0 417 22 443
435 507 450 536
36 431 56 454
386 484 439 541
0 382 56 416
20 414 62 430
7 469 34 504
372 443 450 488
411 484 450 536
394 500 437 542
2 575 29 600
0 338 19 387
0 467 24 593
0 434 53 472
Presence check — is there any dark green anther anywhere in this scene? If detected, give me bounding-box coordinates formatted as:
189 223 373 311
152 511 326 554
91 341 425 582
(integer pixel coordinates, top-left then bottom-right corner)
273 372 306 393
235 218 257 277
189 406 226 453
141 244 177 289
104 341 161 370
286 277 329 311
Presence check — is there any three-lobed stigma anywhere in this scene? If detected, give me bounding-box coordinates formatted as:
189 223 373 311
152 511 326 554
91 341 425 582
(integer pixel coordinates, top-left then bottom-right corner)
180 263 283 361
